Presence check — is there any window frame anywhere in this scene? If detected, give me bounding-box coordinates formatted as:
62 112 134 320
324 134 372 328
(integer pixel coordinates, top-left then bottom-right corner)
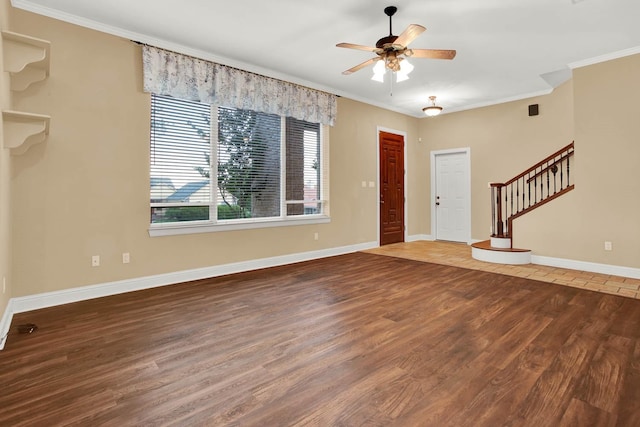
149 96 330 237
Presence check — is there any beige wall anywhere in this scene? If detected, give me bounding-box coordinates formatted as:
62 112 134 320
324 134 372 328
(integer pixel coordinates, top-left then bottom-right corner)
1 0 13 320
420 55 640 268
566 55 640 267
8 8 422 297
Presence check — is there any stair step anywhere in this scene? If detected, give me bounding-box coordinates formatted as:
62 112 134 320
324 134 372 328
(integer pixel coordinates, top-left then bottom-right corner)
471 240 531 265
490 236 512 249
472 240 530 252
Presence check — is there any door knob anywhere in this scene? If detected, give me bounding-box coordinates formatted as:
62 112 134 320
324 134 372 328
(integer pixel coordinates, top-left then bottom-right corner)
436 202 440 206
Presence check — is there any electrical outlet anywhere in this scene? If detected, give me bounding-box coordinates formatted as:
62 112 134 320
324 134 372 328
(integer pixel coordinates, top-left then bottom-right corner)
122 252 130 264
604 241 612 251
92 255 100 267
314 232 319 241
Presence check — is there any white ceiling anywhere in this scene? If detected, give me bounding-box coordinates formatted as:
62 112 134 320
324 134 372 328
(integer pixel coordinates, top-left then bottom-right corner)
11 0 640 117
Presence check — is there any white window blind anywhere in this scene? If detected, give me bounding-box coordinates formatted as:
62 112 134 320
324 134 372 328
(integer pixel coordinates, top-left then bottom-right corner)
217 107 281 220
285 118 321 216
150 95 211 223
150 94 326 229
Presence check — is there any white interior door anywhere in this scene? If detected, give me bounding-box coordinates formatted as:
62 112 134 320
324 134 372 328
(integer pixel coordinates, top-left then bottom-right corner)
433 150 470 242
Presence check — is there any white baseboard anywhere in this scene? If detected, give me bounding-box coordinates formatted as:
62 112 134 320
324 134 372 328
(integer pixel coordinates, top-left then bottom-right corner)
531 255 640 279
407 234 434 242
10 241 378 316
0 299 14 350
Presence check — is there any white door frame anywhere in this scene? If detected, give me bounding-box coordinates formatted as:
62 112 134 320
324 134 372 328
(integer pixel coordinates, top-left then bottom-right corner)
377 126 408 246
430 147 471 243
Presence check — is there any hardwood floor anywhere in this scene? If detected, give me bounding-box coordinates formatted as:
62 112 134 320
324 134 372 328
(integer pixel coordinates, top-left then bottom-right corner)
2 251 640 426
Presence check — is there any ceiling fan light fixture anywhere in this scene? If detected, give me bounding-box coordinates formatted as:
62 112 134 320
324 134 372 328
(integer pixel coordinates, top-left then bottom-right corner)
337 6 456 80
385 53 400 72
395 72 409 82
399 58 413 73
372 72 385 83
372 60 386 82
423 95 443 116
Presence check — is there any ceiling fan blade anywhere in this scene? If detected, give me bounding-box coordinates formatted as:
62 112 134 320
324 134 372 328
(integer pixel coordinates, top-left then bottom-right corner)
342 57 379 75
394 24 426 47
336 42 378 52
410 49 457 60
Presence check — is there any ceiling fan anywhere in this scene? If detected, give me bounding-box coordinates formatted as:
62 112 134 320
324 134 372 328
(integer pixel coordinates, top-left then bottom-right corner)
337 6 456 77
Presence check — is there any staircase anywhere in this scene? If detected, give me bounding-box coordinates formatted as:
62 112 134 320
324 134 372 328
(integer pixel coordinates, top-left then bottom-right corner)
472 142 575 264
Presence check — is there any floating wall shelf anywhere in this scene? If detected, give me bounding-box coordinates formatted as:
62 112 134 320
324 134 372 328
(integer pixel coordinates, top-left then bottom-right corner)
2 110 50 155
2 30 50 91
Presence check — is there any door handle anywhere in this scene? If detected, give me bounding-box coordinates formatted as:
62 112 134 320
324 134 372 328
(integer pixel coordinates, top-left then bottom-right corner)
435 202 440 206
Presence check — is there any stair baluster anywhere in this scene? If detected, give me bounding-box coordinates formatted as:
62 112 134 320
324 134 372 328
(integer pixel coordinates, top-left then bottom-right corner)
489 142 574 240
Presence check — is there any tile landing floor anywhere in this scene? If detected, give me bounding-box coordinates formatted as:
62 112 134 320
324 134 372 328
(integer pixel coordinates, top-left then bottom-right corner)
365 240 640 300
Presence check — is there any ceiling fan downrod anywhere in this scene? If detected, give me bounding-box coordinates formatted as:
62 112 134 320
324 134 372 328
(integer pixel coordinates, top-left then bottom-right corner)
384 6 397 36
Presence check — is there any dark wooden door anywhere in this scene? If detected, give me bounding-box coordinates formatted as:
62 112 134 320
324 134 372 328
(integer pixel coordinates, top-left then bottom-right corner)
379 131 405 245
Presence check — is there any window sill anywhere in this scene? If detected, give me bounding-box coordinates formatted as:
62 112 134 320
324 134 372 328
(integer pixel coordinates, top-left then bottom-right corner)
148 215 331 237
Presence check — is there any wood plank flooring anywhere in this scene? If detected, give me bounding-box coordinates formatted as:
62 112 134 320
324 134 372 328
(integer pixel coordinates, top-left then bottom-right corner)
2 252 640 426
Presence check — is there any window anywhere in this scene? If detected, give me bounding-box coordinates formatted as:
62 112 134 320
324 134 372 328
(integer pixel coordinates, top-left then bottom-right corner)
149 94 328 235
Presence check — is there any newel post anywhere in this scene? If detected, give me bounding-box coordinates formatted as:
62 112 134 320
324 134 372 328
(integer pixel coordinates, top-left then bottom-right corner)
490 183 505 237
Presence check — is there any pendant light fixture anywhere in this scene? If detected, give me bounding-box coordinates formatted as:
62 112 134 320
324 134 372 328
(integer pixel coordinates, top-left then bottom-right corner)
422 96 443 116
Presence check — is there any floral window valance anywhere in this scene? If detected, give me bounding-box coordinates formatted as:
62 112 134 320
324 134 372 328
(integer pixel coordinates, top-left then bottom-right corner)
142 45 337 126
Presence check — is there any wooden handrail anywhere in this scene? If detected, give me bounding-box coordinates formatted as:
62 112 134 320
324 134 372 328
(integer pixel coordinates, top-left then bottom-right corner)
490 141 575 240
525 151 572 184
505 141 574 186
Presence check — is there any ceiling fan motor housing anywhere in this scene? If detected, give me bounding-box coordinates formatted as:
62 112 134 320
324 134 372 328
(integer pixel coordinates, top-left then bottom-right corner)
376 35 399 49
